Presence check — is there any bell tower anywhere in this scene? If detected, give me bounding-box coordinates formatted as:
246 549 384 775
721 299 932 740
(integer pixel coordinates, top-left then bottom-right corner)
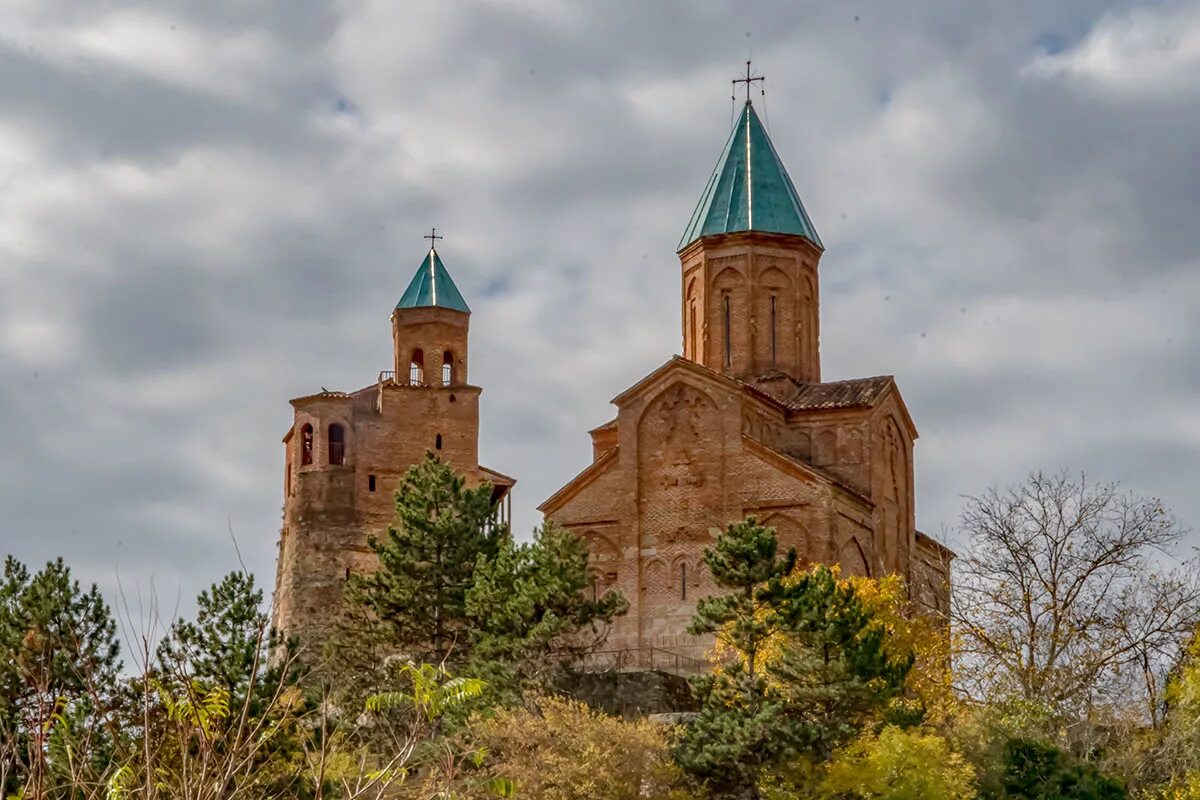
677 87 824 384
274 231 516 649
391 229 470 387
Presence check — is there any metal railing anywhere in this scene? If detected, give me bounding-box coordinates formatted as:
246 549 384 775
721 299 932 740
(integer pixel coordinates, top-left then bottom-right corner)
579 646 710 677
377 370 450 389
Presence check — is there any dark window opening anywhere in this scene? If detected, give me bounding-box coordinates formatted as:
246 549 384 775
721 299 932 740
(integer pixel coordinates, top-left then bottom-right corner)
770 295 777 367
688 301 697 360
442 351 453 386
435 433 443 450
449 393 456 403
285 462 292 496
410 348 424 385
368 474 376 492
328 423 345 465
300 424 313 465
680 562 688 601
591 576 598 602
723 294 732 369
344 566 351 581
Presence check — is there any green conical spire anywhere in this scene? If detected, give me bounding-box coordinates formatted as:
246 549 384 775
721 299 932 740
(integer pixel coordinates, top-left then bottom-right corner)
395 247 470 313
678 102 822 251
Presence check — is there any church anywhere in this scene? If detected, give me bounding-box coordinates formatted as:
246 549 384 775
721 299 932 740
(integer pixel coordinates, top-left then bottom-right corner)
540 97 951 659
272 83 951 650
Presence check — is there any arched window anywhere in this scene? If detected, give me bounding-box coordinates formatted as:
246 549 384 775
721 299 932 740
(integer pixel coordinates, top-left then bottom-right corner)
409 349 424 385
723 294 732 369
435 433 443 450
300 424 313 465
442 351 453 386
328 424 345 465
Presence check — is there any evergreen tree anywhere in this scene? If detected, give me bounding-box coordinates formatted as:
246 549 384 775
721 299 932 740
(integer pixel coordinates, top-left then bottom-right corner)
0 557 121 796
466 521 628 702
993 739 1127 800
688 516 798 682
674 518 912 800
158 571 268 697
345 453 506 668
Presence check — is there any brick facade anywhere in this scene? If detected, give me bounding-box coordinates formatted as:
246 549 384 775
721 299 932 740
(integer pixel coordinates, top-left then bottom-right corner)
541 231 952 661
272 296 513 644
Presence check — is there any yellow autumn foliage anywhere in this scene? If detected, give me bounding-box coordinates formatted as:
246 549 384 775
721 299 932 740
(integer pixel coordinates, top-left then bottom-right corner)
713 563 957 725
466 695 687 800
819 725 977 800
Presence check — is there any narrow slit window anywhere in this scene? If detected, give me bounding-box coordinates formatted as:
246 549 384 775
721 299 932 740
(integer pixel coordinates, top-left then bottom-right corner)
723 295 732 369
435 433 443 450
770 295 777 367
344 567 351 581
688 301 697 360
328 424 345 465
368 474 376 492
680 562 688 601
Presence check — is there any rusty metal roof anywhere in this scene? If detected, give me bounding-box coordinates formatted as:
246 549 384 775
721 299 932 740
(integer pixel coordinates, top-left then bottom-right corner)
743 373 893 412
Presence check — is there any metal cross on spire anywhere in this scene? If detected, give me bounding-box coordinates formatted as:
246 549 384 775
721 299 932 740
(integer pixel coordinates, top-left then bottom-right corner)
732 60 765 105
423 227 443 250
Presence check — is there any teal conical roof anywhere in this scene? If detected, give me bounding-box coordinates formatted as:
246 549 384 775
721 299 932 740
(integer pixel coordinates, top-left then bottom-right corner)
395 248 470 313
678 102 822 251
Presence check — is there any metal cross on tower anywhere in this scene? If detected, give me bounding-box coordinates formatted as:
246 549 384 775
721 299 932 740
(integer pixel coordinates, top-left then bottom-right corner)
423 227 443 249
732 60 765 105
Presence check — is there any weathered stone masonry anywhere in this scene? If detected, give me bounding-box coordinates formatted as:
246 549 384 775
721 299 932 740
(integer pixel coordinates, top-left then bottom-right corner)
273 247 513 643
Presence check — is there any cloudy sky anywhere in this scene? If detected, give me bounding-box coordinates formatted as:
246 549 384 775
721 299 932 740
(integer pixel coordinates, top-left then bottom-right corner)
2 0 1199 622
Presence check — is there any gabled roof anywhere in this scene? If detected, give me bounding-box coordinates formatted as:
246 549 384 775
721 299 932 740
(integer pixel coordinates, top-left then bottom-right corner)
479 465 517 487
396 248 470 313
538 446 620 514
743 373 895 413
678 102 822 251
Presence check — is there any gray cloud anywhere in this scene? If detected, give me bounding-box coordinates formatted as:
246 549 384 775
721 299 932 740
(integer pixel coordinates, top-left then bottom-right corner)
2 0 1198 629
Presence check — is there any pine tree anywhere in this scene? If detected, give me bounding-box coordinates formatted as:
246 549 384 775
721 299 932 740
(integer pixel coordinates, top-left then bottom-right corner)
344 453 506 668
466 521 628 702
674 517 913 800
687 515 798 681
0 557 121 796
675 517 800 799
994 739 1127 799
157 571 269 698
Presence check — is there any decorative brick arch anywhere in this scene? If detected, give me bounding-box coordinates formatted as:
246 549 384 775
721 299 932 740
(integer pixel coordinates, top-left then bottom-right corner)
759 265 791 287
762 511 810 564
878 414 911 574
712 265 745 288
838 536 870 578
642 558 668 600
585 531 620 589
